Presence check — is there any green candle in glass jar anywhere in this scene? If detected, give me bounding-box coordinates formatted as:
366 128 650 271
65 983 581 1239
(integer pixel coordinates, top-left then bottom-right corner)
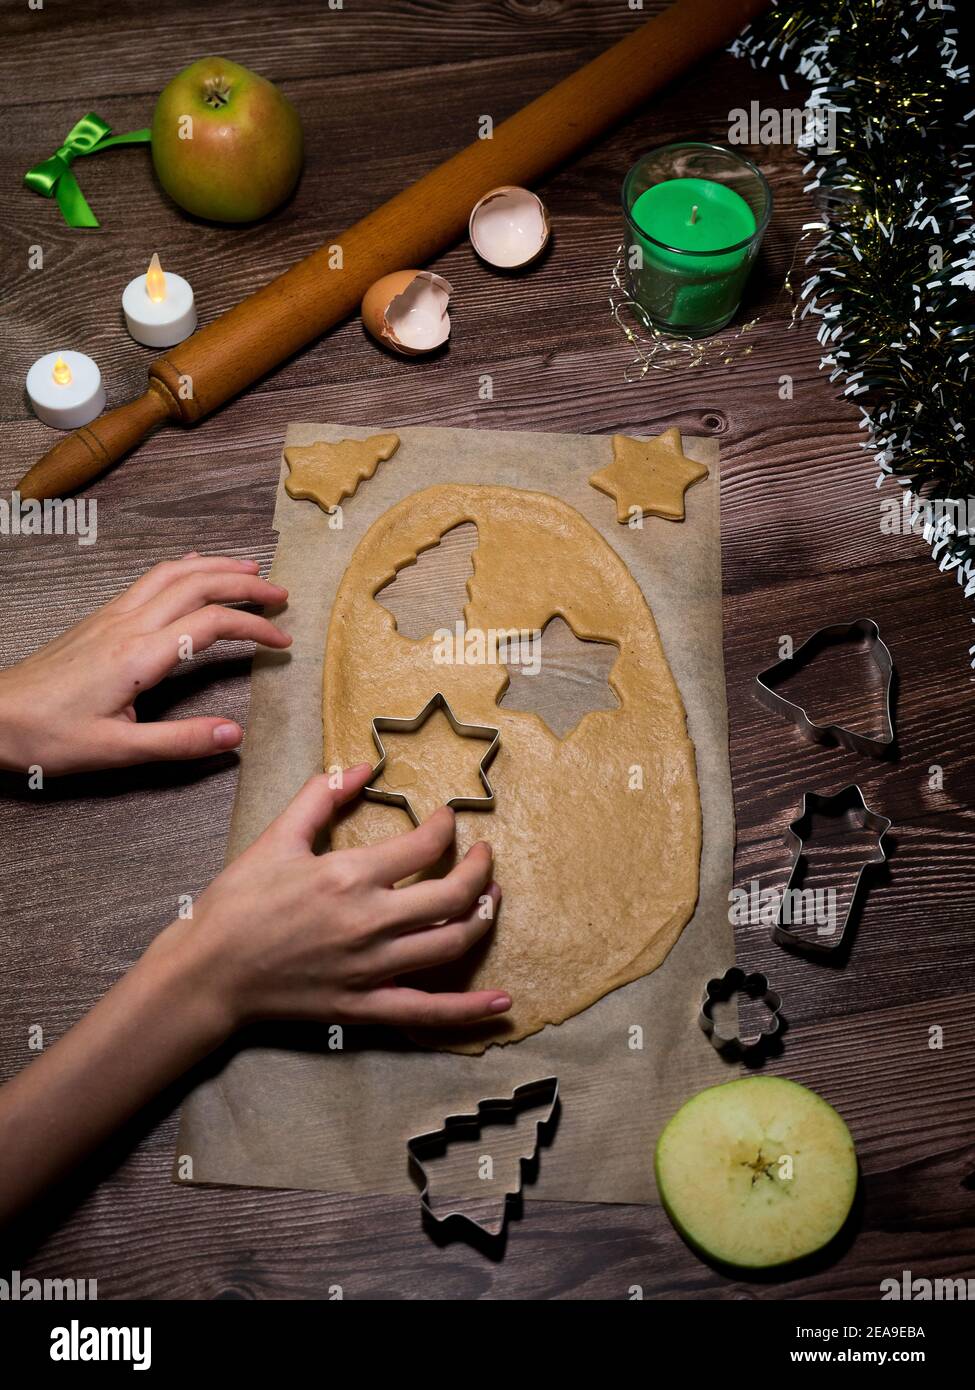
624 157 766 335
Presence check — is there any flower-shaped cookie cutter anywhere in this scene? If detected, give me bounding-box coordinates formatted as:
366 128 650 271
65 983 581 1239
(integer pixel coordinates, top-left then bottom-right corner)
774 784 891 958
754 617 896 758
699 967 783 1060
363 691 500 826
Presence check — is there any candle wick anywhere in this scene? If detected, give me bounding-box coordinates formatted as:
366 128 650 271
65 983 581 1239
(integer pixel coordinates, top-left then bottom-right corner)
690 205 699 225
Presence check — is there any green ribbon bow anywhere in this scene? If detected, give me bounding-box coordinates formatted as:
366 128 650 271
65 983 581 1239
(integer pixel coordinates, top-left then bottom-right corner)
24 113 151 228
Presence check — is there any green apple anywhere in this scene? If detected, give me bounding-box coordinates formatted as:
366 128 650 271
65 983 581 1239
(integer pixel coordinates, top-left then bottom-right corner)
151 57 303 223
655 1076 858 1268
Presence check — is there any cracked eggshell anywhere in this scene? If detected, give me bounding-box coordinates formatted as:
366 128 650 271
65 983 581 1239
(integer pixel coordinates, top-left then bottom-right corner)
468 186 550 269
360 270 453 355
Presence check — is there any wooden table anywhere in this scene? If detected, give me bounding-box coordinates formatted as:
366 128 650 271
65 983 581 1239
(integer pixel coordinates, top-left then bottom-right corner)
2 0 973 1300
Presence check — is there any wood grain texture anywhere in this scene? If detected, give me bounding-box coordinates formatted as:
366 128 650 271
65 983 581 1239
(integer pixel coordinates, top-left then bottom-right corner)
1 0 973 1300
14 0 767 498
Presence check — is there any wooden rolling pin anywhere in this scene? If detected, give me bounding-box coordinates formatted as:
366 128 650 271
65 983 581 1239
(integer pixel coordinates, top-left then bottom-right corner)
18 0 767 500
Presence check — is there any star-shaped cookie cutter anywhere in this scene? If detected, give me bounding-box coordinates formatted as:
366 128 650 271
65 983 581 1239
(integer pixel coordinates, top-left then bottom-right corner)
755 618 896 758
774 784 891 957
699 967 784 1061
363 692 501 826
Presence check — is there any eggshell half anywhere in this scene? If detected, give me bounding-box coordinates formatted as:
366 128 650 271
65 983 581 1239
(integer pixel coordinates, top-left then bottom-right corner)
468 186 550 268
361 270 452 355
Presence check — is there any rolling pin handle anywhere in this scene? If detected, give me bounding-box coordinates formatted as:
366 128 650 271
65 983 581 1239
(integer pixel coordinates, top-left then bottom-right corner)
16 381 178 502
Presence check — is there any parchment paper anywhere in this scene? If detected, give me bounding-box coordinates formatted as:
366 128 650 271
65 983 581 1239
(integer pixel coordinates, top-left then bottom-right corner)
176 424 735 1205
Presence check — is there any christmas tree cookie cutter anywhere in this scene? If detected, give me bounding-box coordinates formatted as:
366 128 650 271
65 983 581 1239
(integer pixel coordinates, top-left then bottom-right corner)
407 1076 560 1241
774 784 891 958
699 967 783 1060
755 618 896 758
363 691 501 826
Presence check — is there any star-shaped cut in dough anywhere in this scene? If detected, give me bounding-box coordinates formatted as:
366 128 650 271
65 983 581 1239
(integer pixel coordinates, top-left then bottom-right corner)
588 428 708 523
283 433 400 512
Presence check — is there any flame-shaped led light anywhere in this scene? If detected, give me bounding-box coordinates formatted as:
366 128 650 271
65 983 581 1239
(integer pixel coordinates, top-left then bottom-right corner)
52 355 72 386
146 252 167 304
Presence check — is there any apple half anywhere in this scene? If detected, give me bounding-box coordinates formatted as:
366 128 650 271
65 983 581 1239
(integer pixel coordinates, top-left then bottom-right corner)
655 1076 858 1268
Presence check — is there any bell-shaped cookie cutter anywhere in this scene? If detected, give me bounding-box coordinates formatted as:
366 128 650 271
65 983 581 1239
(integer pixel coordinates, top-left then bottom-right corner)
363 691 500 826
773 784 891 957
755 617 895 758
699 967 783 1060
407 1076 560 1240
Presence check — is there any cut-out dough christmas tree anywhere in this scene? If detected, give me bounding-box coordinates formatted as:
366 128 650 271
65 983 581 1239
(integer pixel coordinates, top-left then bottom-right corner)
284 433 400 511
589 428 708 523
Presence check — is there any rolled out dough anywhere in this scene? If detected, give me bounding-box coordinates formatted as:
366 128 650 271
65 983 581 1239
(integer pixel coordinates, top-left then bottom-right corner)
323 483 702 1053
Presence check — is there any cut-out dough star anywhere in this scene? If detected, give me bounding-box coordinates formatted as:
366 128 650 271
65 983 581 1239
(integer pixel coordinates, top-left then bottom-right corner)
588 428 708 523
283 433 400 512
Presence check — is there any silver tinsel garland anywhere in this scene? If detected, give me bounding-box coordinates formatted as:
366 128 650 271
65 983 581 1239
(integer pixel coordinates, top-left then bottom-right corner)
731 1 975 658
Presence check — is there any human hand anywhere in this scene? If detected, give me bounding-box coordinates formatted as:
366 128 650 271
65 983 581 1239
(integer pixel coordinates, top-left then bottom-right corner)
0 553 291 775
0 764 508 1221
170 762 509 1031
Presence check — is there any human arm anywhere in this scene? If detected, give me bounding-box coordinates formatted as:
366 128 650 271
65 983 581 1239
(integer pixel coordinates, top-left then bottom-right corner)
0 763 507 1223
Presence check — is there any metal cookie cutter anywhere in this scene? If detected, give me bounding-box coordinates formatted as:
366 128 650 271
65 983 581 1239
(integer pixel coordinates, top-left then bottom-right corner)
364 691 500 826
755 618 895 758
700 967 783 1061
774 784 891 958
407 1076 560 1241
